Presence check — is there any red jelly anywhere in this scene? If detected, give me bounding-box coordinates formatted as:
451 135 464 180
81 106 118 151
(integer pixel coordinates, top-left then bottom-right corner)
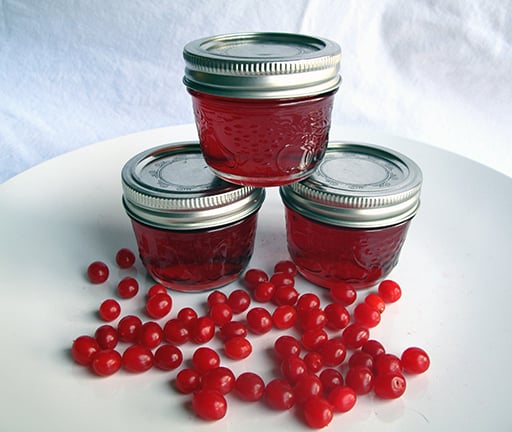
122 142 265 292
280 142 422 289
183 32 341 187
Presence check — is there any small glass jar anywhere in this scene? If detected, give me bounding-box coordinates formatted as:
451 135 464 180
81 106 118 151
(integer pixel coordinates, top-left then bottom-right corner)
279 142 422 289
121 142 265 292
183 32 341 187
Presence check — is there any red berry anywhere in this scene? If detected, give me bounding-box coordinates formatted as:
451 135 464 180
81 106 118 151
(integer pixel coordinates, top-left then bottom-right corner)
243 268 268 290
192 389 227 421
154 344 183 371
327 386 357 413
117 276 139 299
330 282 356 306
209 302 233 326
342 323 370 349
192 347 220 374
147 283 167 298
274 260 297 276
374 353 403 376
227 289 251 313
246 307 272 334
234 372 265 402
348 351 374 370
319 368 344 393
253 281 276 302
270 272 295 288
373 372 407 399
71 335 100 366
318 338 347 367
272 285 299 306
122 345 154 373
87 261 109 284
304 351 323 373
98 299 121 322
378 279 402 303
137 321 163 349
176 307 198 327
94 324 118 350
117 314 142 343
175 368 201 394
303 396 333 429
163 318 189 345
90 349 122 376
281 355 307 384
299 308 327 331
361 339 386 358
301 328 328 351
145 292 172 319
207 290 228 307
189 316 216 344
218 321 247 341
224 336 252 360
345 366 374 395
401 347 430 374
274 335 301 360
115 248 136 269
365 293 386 313
353 302 381 328
296 293 321 317
294 374 323 405
201 367 236 395
324 303 350 330
272 305 297 329
264 379 295 410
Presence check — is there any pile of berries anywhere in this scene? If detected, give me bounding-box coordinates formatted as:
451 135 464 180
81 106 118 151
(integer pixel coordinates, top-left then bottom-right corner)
72 248 430 429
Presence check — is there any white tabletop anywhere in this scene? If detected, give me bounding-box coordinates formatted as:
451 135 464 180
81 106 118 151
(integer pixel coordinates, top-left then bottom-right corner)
1 124 511 431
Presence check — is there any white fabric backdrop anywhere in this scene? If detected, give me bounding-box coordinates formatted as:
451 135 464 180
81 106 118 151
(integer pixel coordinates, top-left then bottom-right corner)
1 0 511 183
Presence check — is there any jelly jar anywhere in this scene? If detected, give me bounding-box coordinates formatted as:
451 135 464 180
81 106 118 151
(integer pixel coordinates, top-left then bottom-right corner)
121 142 265 292
183 32 341 187
279 142 422 289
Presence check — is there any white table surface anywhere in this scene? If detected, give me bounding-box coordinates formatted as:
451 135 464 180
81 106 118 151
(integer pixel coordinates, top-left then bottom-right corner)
1 124 511 431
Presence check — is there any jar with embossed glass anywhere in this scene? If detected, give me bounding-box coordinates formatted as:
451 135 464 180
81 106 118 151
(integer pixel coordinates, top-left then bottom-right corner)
183 32 341 187
280 142 422 289
121 142 265 292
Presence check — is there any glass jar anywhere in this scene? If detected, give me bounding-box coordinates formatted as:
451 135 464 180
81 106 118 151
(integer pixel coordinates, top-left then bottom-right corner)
279 142 422 289
183 32 341 187
121 142 265 292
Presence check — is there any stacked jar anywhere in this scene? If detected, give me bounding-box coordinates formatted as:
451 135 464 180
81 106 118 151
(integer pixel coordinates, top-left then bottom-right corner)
121 32 422 292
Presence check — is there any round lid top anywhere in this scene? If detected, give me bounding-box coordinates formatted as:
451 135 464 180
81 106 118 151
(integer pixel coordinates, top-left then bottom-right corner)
183 32 341 98
121 142 265 230
279 142 423 228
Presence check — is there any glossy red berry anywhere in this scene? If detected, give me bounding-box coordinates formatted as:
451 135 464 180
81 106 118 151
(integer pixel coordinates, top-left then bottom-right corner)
224 336 252 360
175 368 201 394
71 335 100 366
270 272 295 288
209 302 233 326
137 321 163 349
348 351 374 370
90 349 122 376
401 347 430 374
374 353 403 376
272 285 299 306
145 292 172 319
272 305 297 329
189 316 216 344
192 390 227 421
294 374 323 405
227 289 251 313
115 248 136 269
218 321 247 341
324 303 350 330
301 329 328 351
87 261 109 284
147 283 167 298
117 314 142 343
361 339 386 358
296 293 321 317
234 372 265 402
318 338 347 367
281 355 307 384
330 282 356 306
253 281 276 302
163 318 189 345
327 386 357 413
274 260 297 276
201 367 236 395
98 299 121 322
345 366 374 395
154 344 183 371
319 368 344 393
122 345 154 373
264 379 295 410
342 323 370 349
378 279 402 303
246 307 272 334
353 302 381 328
303 396 333 429
94 324 118 350
207 290 228 307
373 372 407 399
243 268 268 290
117 276 139 299
192 347 220 374
176 307 198 327
274 335 301 360
304 351 323 373
365 293 386 313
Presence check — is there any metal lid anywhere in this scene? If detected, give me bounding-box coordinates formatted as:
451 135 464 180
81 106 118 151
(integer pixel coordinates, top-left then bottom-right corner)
279 142 422 228
121 142 265 230
183 32 341 99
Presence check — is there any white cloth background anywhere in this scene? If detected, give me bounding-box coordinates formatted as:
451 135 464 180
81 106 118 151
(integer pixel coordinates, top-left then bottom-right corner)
1 0 511 183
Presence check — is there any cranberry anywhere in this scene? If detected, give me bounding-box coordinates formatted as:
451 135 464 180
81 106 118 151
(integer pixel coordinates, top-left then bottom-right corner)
145 292 172 319
353 302 381 328
324 303 350 330
303 396 333 429
272 285 299 306
246 307 272 334
243 268 268 290
378 279 402 303
374 353 403 376
90 349 122 376
115 248 136 269
294 374 323 405
218 321 247 341
274 260 297 276
301 328 328 351
365 293 386 313
207 290 228 307
304 351 323 373
401 347 430 374
327 386 357 413
163 318 189 345
274 335 301 360
117 315 142 343
234 372 265 402
272 305 297 329
318 338 347 367
373 372 407 399
319 368 344 393
253 281 276 302
192 389 227 420
208 302 233 326
94 324 118 350
296 293 321 317
345 366 374 395
175 368 201 394
87 261 109 284
224 336 252 360
154 344 183 371
341 323 370 349
201 366 236 395
227 289 251 313
189 316 216 344
281 355 307 384
98 299 121 322
361 339 386 358
71 335 100 366
122 345 154 373
192 347 220 374
117 276 139 299
264 379 295 410
137 321 163 349
330 282 356 306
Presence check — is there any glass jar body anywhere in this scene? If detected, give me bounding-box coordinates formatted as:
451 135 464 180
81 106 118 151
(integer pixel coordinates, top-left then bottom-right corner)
284 206 412 289
130 213 259 292
188 89 337 187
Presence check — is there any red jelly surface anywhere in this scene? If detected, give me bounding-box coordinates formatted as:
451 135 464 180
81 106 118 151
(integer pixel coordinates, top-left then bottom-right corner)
284 207 411 289
131 214 258 292
189 90 336 187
